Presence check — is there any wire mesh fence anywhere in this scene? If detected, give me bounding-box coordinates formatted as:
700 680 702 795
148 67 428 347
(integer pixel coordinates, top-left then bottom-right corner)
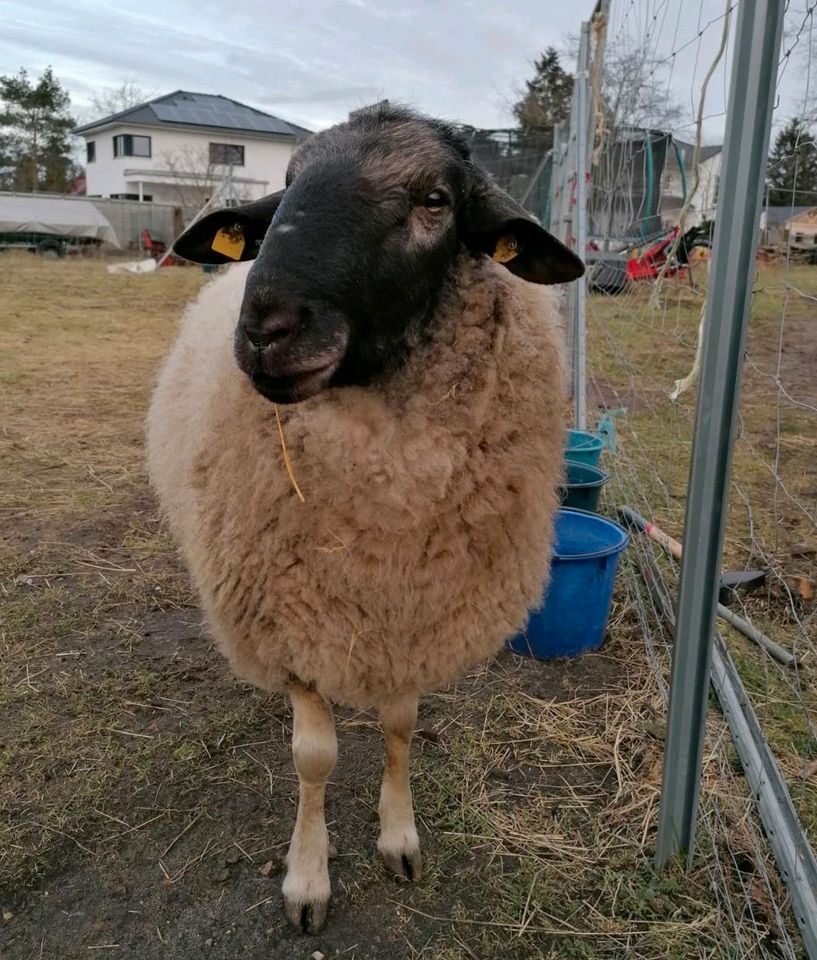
555 0 817 955
90 197 180 251
458 127 554 222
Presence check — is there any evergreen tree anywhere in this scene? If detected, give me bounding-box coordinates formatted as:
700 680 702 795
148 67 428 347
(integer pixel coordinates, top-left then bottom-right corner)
767 118 817 207
512 48 574 143
0 67 75 192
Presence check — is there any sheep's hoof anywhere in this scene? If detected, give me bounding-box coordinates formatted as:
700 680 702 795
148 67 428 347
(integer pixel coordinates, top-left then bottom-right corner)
379 843 423 882
283 894 329 935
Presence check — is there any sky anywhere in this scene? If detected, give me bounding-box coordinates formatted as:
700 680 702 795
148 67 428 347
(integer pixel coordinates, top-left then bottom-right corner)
1 0 812 139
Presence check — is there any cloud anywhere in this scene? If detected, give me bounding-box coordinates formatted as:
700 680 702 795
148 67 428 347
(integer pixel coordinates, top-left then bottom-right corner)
0 0 567 130
0 0 805 138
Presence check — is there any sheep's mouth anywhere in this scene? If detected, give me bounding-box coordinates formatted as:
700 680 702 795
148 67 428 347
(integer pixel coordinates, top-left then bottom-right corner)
250 359 340 404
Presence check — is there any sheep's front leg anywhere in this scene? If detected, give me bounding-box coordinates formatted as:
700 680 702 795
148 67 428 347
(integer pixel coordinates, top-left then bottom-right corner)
282 681 337 934
377 696 422 880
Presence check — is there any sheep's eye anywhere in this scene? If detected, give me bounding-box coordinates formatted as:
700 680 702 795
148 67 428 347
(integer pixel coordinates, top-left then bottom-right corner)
424 190 448 211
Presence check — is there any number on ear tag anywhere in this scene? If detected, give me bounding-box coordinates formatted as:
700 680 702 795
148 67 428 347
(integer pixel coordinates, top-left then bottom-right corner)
493 234 519 263
211 226 245 260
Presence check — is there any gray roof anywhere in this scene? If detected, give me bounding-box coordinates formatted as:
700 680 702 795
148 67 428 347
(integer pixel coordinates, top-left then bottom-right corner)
672 139 722 165
74 91 312 140
764 205 814 226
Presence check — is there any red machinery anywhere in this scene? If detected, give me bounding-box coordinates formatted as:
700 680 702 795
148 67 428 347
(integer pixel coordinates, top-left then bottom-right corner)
626 225 712 281
141 228 167 259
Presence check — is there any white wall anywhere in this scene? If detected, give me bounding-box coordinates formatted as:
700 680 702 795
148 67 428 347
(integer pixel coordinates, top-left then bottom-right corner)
787 217 817 247
83 123 296 202
660 151 721 227
695 154 721 222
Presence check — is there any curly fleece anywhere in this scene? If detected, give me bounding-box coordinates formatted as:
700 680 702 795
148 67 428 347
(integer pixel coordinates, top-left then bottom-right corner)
147 254 566 709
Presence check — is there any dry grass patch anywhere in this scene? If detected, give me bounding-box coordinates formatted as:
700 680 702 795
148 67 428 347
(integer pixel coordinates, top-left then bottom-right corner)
0 253 207 523
587 264 817 844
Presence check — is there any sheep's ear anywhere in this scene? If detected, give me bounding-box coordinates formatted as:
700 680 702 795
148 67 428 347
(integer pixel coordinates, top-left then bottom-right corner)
461 178 584 285
172 190 285 264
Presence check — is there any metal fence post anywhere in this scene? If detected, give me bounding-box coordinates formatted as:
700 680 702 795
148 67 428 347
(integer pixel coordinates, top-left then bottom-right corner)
549 123 563 232
655 0 786 869
552 122 568 245
572 21 591 431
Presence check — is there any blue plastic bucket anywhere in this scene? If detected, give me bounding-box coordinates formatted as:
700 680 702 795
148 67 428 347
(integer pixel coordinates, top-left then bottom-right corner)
508 508 629 659
565 429 605 466
561 459 609 512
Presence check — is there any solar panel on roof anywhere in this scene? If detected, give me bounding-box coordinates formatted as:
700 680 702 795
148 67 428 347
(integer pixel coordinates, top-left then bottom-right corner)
151 96 295 135
152 104 182 122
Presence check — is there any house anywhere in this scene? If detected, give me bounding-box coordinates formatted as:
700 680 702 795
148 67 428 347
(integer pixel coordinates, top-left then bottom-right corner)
781 206 817 249
759 205 812 246
588 129 722 241
659 140 722 228
760 205 817 248
73 90 311 214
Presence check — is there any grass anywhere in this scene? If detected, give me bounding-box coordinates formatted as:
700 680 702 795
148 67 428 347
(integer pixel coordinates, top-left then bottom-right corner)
586 263 817 845
0 254 810 958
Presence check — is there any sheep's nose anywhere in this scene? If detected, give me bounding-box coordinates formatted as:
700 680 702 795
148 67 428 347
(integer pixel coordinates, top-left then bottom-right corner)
242 309 300 354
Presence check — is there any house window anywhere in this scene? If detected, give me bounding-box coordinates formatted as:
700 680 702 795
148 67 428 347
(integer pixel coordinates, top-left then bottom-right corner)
110 193 153 202
86 141 96 163
113 134 152 158
209 142 245 166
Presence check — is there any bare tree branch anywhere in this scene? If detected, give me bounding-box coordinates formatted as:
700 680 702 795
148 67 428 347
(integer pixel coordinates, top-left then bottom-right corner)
91 80 153 118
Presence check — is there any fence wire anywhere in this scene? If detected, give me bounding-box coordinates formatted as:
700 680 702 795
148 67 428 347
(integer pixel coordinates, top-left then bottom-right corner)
579 1 817 955
458 127 554 223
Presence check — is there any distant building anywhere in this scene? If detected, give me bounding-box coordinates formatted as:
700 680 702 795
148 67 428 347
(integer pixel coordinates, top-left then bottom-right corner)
760 205 817 247
660 140 722 227
589 128 722 241
783 206 817 249
73 90 311 214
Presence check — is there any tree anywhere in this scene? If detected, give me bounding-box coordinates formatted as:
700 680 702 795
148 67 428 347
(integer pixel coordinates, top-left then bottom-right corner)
0 135 16 188
0 67 75 192
595 46 683 134
794 4 817 122
585 38 685 241
71 80 153 131
512 48 574 143
90 80 152 118
767 118 817 206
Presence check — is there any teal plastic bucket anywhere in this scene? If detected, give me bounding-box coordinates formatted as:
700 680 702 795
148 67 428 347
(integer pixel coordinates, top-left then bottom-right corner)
565 429 605 466
508 508 629 659
561 459 609 512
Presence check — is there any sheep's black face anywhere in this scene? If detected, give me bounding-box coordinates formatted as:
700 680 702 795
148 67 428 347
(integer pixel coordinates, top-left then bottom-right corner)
173 104 584 404
236 120 469 403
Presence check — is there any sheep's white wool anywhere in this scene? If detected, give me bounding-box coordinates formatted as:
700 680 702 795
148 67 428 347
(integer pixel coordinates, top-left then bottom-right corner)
147 254 566 708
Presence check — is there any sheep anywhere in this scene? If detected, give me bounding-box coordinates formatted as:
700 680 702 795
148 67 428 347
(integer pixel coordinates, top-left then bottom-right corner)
146 102 583 934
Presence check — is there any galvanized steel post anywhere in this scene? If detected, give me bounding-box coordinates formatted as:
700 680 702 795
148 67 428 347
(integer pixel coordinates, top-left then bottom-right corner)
549 122 563 232
572 21 591 431
655 0 786 869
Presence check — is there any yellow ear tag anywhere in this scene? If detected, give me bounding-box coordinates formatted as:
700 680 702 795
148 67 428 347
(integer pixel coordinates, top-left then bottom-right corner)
211 225 245 260
493 234 519 263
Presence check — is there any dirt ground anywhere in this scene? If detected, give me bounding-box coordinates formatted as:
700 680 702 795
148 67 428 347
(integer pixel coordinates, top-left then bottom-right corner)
0 255 804 959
